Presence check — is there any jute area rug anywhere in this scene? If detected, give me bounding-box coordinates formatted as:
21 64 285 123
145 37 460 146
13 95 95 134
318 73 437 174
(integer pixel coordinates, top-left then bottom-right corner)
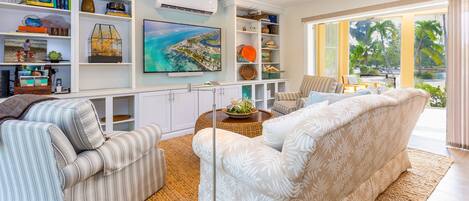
147 135 452 201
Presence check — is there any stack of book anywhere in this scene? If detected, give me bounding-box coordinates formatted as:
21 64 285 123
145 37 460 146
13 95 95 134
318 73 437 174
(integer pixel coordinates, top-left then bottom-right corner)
25 0 71 10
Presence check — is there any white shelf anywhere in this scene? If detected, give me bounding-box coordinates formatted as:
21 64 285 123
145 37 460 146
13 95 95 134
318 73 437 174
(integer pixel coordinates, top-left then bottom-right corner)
237 30 258 35
262 48 280 51
262 62 280 64
80 12 132 22
114 118 135 125
80 63 133 66
237 17 258 23
237 62 258 65
261 21 279 25
0 62 71 66
0 2 71 15
262 33 280 37
0 32 71 40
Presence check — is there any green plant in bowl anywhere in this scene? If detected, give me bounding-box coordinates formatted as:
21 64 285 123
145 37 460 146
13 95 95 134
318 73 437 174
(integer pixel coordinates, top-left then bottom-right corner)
48 51 62 63
227 99 255 114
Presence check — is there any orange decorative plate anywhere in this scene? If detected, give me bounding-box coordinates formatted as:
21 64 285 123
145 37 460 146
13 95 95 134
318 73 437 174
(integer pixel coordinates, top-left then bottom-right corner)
238 45 256 62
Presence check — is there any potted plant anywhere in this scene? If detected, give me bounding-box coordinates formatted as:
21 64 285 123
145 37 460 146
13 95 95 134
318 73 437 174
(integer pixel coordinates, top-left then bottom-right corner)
223 99 257 119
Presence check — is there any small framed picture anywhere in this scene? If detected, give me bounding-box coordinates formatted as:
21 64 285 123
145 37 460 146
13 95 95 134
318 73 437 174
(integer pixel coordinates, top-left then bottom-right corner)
26 0 54 8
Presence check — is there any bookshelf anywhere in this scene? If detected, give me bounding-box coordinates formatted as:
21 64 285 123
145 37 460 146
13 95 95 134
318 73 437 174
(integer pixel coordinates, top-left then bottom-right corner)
0 0 136 96
234 5 283 83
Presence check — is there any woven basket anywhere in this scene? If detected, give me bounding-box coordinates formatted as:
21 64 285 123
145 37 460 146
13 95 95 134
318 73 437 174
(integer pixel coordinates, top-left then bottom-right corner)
239 65 257 80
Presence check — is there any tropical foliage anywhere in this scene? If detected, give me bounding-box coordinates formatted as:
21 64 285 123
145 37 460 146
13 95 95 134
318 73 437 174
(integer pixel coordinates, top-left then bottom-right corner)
415 83 446 107
349 19 401 75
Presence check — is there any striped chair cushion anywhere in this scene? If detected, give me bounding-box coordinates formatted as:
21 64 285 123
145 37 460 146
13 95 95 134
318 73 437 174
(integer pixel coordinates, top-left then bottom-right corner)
60 150 103 189
299 76 339 97
24 99 105 152
97 124 162 175
272 101 298 115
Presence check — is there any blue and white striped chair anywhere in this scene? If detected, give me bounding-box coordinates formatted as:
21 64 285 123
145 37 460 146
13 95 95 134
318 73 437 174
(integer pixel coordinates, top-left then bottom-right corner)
272 76 343 116
0 99 166 201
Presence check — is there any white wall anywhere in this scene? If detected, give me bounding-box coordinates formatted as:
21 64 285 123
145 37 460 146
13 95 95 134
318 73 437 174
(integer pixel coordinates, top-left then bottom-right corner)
135 0 232 87
283 0 396 90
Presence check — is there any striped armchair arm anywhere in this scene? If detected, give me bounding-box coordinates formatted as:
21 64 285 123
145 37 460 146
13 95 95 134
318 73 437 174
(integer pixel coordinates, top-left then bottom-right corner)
296 97 308 109
0 120 64 201
275 92 301 101
97 124 162 175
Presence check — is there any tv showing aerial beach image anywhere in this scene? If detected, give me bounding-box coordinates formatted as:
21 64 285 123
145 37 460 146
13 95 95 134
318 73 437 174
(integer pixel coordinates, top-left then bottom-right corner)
144 20 222 73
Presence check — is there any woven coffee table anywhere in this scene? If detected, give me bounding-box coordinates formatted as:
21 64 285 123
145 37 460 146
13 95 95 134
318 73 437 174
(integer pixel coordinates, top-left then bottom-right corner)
194 109 273 138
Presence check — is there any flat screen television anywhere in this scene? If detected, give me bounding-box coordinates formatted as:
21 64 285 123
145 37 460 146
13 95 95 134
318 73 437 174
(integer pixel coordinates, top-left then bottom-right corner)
143 20 222 73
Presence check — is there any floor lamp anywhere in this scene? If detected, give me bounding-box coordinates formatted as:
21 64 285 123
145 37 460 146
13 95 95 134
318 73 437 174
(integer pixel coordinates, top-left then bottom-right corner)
188 83 218 201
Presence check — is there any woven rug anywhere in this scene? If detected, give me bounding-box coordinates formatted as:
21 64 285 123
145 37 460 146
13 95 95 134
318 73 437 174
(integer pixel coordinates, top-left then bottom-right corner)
147 135 452 201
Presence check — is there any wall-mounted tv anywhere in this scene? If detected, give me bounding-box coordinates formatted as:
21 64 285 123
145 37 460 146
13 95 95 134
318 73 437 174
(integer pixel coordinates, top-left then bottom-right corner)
144 20 222 73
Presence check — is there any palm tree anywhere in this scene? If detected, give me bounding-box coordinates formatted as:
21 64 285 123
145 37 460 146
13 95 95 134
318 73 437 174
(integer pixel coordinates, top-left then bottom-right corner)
414 20 444 68
367 20 399 73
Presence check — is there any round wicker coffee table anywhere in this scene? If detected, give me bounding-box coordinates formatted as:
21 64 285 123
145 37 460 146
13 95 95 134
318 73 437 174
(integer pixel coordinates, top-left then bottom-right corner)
194 109 273 138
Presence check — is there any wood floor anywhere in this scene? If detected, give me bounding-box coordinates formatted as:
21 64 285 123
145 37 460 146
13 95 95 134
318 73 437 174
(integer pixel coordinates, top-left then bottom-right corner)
409 135 469 201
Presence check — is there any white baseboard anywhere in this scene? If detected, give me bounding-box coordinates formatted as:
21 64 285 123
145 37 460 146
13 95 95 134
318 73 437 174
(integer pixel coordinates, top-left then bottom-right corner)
161 128 194 141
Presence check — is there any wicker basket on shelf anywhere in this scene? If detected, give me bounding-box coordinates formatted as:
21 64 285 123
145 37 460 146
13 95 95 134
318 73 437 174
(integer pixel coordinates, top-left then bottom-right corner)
239 65 257 80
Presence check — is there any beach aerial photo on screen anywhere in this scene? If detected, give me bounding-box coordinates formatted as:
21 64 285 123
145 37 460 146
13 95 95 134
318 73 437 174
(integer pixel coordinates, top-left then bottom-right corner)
144 20 222 73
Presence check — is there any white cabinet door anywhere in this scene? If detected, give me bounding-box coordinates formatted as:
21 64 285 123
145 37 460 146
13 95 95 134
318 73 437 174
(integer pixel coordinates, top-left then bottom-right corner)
137 91 171 133
171 89 198 131
220 85 242 107
198 88 218 115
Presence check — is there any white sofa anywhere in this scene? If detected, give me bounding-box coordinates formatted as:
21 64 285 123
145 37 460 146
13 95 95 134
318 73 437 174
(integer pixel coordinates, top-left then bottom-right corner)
193 88 429 201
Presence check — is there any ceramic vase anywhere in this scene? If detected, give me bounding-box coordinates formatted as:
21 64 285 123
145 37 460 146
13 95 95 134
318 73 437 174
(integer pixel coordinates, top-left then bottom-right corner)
81 0 95 13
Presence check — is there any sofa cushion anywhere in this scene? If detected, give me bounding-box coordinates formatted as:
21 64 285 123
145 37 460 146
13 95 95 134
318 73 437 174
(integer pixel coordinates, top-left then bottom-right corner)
272 101 298 115
263 101 329 151
24 99 105 152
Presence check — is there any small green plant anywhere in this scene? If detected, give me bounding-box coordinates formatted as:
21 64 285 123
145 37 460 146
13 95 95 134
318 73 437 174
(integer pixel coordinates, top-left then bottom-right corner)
415 82 446 108
415 71 436 80
48 51 62 61
227 99 255 114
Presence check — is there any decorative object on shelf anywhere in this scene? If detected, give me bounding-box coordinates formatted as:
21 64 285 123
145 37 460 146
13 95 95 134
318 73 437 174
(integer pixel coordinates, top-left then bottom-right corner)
100 114 131 123
17 15 48 34
268 15 278 24
81 0 95 13
237 45 256 63
55 78 62 93
4 38 47 63
239 65 257 80
14 65 52 95
106 1 130 17
223 99 258 119
26 0 54 8
268 25 279 35
262 65 282 79
41 15 70 36
262 50 272 62
261 26 270 34
89 24 123 63
46 51 62 63
263 39 278 49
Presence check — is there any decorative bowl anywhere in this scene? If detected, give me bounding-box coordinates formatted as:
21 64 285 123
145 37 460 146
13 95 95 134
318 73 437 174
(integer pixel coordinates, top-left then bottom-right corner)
222 108 258 119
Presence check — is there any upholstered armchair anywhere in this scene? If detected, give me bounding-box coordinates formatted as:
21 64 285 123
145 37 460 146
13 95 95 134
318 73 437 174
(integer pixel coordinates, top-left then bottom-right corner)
272 75 343 116
0 99 166 201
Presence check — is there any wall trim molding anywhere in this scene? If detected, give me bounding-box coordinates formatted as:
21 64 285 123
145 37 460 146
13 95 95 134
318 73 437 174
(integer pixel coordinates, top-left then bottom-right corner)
301 0 439 23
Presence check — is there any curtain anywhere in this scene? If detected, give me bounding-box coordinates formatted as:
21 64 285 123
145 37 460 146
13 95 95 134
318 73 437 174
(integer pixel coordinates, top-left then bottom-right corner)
447 0 469 149
315 21 350 81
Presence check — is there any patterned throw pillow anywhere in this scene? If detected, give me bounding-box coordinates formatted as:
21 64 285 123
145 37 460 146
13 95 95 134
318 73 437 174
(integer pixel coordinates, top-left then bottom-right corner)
262 101 329 151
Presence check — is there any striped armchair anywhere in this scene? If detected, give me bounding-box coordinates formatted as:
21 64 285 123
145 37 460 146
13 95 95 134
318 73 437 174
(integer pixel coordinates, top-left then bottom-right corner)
0 99 166 201
272 76 343 116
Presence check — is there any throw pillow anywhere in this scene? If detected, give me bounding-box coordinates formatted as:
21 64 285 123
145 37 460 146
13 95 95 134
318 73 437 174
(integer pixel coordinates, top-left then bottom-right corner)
263 101 329 151
304 89 372 107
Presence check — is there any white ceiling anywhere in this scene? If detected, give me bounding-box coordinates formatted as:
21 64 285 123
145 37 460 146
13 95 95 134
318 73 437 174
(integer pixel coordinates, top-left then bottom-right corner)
262 0 313 7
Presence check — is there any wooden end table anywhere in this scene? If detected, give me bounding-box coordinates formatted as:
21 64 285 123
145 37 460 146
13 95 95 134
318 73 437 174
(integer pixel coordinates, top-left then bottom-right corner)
194 109 273 138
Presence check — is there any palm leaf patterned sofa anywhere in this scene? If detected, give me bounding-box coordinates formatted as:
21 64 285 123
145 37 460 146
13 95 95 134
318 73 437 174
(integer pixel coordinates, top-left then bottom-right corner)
193 88 429 201
0 99 166 201
272 75 343 116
